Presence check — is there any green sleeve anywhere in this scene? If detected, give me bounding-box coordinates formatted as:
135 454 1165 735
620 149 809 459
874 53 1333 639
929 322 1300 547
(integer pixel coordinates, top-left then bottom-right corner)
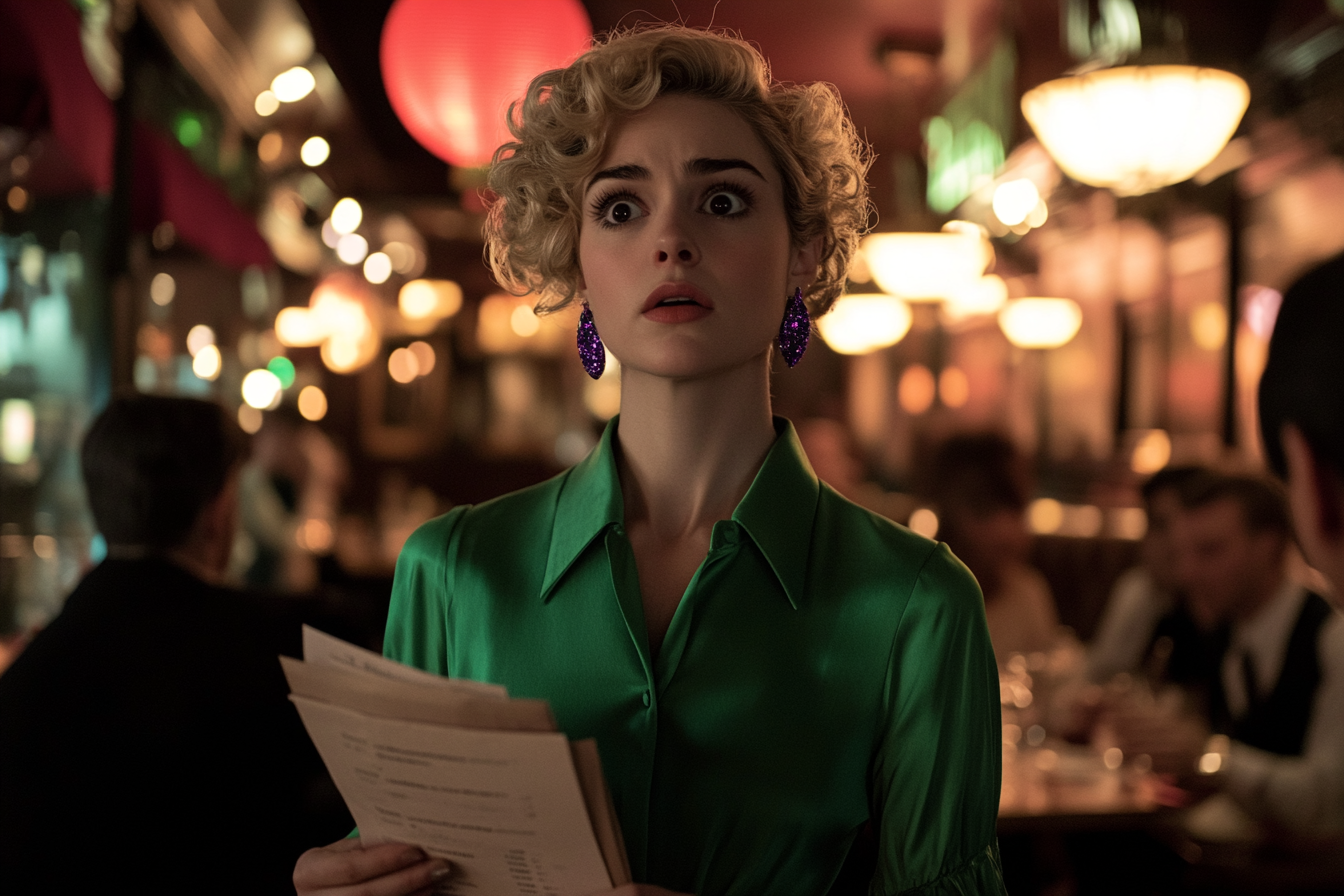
382 507 470 674
870 543 1007 896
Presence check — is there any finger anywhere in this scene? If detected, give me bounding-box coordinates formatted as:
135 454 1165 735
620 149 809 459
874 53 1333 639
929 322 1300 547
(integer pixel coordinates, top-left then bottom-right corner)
344 857 452 896
293 841 430 890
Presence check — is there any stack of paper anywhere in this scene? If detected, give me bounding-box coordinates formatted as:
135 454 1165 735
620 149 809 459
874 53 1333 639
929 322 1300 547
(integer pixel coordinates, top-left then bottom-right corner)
284 627 631 895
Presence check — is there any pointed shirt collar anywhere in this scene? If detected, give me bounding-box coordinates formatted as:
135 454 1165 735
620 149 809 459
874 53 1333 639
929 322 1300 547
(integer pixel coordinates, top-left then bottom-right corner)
540 416 820 608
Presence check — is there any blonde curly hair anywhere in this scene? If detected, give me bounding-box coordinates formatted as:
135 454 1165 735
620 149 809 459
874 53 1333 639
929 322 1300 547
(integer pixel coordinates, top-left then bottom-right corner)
485 25 873 315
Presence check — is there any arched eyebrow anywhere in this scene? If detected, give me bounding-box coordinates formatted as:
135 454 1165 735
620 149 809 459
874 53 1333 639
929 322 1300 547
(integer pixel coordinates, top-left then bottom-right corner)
586 157 767 192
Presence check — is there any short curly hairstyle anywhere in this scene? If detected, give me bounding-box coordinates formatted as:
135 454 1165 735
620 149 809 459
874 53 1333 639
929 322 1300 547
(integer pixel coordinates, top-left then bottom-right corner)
485 25 873 315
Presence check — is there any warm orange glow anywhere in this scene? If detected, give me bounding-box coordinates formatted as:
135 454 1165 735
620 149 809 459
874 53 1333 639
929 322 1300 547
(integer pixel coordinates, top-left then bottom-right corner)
297 385 328 421
998 298 1083 349
388 347 420 384
898 364 936 415
408 341 436 375
862 229 992 300
399 279 462 321
939 367 970 408
815 294 912 355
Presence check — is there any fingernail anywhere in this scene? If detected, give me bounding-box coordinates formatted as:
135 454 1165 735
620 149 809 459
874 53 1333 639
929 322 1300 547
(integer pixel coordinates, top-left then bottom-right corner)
430 861 453 881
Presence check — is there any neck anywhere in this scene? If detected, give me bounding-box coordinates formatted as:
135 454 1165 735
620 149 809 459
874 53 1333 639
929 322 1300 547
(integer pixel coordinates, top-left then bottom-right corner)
614 356 776 538
1237 568 1288 622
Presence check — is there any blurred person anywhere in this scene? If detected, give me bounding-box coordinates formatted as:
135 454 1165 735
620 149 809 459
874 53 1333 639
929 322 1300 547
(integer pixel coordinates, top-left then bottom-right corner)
928 432 1059 663
0 395 351 892
1110 473 1344 837
1260 249 1344 598
237 402 346 591
1088 466 1229 690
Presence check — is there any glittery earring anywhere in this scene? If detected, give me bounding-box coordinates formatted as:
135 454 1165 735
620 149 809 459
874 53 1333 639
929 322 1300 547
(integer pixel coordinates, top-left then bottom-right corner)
577 302 606 379
776 287 810 368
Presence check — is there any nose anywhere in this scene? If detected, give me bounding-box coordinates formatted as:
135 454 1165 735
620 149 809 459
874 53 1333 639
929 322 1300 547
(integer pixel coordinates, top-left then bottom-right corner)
653 209 700 266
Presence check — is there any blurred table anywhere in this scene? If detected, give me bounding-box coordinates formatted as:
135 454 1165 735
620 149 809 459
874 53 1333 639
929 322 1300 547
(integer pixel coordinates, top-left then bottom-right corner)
998 741 1165 834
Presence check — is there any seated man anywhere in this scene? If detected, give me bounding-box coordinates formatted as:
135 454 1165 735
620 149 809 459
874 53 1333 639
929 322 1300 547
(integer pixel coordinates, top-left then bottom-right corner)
1088 465 1223 685
1114 473 1344 836
0 395 351 892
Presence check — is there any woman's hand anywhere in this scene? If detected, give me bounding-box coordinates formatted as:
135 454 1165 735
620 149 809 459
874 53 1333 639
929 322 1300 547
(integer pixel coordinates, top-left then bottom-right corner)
294 837 452 896
587 886 694 896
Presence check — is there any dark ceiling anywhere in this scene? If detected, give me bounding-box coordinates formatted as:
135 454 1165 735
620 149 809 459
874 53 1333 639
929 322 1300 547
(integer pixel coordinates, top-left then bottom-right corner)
295 0 1310 219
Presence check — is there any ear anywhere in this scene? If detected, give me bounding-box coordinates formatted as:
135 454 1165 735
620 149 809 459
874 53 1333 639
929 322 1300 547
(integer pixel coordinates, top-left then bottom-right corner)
1284 424 1344 541
789 236 823 289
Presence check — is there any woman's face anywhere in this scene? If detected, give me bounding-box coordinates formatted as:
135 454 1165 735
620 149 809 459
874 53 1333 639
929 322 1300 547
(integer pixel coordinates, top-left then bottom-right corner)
577 94 816 379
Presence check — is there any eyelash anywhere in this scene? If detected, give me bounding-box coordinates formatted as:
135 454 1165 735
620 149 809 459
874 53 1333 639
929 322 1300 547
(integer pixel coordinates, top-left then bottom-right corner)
587 181 756 229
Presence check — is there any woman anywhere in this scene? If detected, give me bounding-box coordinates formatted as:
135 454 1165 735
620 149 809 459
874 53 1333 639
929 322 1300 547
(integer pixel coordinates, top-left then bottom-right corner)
296 26 1004 896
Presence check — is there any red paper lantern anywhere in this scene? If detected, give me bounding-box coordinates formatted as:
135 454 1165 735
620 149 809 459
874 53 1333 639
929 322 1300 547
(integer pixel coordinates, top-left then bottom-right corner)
380 0 591 168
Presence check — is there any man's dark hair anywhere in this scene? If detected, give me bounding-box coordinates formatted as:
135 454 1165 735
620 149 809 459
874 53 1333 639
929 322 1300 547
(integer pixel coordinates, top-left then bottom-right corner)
1180 472 1293 539
1259 250 1344 480
81 395 249 551
927 432 1030 514
1140 465 1211 507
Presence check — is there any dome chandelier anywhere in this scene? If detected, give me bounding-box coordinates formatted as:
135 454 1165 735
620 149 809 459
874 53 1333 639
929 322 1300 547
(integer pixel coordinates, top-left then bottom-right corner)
1020 3 1249 196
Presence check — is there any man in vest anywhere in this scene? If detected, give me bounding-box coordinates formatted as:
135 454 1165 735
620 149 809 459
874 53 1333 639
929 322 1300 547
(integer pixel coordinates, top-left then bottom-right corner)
1173 473 1344 835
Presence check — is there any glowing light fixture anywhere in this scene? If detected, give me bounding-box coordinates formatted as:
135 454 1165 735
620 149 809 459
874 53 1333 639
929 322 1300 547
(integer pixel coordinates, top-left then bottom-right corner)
271 66 316 103
297 385 328 421
186 325 215 357
192 345 222 381
991 179 1041 226
150 272 175 306
241 369 284 409
275 307 325 347
408 340 436 375
944 274 1008 321
998 297 1083 349
1021 65 1249 196
300 136 330 166
1131 429 1172 475
330 198 362 235
861 230 992 301
1 399 35 465
388 347 421 383
814 293 913 355
336 233 369 265
398 279 462 321
363 251 392 284
254 90 280 117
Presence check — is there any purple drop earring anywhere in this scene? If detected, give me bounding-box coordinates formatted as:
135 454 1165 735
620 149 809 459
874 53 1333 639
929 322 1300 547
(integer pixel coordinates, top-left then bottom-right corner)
577 302 606 379
776 287 810 368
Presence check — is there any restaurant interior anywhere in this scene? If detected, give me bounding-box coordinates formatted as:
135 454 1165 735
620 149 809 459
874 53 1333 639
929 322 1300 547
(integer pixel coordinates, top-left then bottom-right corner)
2 0 1344 892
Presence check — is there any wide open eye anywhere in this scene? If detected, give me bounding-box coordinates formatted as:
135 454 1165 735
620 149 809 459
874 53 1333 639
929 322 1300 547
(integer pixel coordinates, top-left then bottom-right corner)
592 192 645 227
702 190 748 216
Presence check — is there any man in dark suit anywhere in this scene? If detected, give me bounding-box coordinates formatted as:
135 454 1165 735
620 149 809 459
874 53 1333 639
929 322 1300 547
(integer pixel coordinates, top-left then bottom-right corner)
0 395 350 892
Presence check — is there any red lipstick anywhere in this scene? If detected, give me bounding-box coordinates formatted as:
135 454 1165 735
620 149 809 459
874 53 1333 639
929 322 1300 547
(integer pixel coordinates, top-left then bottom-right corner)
641 282 714 324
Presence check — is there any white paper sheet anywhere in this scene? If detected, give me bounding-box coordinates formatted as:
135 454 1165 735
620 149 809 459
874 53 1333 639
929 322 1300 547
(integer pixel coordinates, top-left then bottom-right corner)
291 696 614 896
302 625 506 699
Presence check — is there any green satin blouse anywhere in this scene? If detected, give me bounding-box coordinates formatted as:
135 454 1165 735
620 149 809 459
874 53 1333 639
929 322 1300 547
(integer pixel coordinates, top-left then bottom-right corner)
384 417 1006 896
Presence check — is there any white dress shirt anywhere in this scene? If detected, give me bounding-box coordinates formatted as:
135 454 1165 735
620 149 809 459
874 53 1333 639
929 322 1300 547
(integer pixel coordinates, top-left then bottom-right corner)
1222 582 1344 835
1087 567 1174 683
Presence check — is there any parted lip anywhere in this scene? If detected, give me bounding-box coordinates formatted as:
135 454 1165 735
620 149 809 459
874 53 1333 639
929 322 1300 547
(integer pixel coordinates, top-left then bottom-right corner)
641 281 714 313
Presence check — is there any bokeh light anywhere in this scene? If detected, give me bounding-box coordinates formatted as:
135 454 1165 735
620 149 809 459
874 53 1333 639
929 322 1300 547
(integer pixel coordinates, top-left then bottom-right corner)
297 385 328 421
336 233 369 265
408 341 435 375
254 90 280 117
192 344 222 381
266 355 296 389
300 136 330 167
271 66 316 102
363 251 392 284
388 347 420 384
330 198 363 235
186 324 215 357
241 369 284 409
150 272 176 306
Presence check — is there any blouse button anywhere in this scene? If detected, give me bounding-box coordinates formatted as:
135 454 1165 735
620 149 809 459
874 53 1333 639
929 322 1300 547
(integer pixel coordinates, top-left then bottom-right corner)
642 690 651 707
